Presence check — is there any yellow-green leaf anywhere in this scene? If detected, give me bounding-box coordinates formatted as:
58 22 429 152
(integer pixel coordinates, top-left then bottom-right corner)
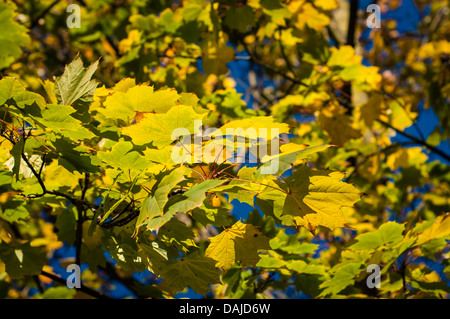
283 165 363 233
121 104 207 147
205 220 271 270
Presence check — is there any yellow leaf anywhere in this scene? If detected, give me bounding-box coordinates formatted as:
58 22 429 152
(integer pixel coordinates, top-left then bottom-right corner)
205 220 271 270
415 213 450 246
386 147 427 171
314 0 339 10
358 92 384 127
101 84 180 122
283 165 363 233
43 160 83 191
328 45 362 67
118 29 142 54
388 99 418 130
317 104 360 146
296 3 330 30
121 104 207 147
30 223 63 252
201 32 235 75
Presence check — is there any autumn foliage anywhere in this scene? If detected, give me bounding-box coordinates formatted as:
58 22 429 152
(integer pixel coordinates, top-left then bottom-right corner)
0 0 449 299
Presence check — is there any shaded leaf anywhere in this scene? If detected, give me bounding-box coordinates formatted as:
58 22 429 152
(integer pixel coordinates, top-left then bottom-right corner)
205 220 271 270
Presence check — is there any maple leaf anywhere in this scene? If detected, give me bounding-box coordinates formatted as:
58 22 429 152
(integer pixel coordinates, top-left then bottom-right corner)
0 77 45 108
201 32 235 75
350 222 405 250
53 55 99 107
317 104 361 147
37 104 95 140
101 84 180 122
217 116 290 139
289 1 330 31
205 220 271 270
121 104 207 147
282 165 363 233
258 143 333 175
0 1 30 69
142 179 226 231
159 251 221 295
97 140 151 172
414 213 450 247
138 241 168 275
136 167 188 229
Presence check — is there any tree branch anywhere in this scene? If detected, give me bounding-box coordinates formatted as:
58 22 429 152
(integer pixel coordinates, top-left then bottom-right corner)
346 0 359 47
74 205 84 267
40 270 111 299
376 119 450 161
30 0 61 29
236 35 309 88
345 141 416 181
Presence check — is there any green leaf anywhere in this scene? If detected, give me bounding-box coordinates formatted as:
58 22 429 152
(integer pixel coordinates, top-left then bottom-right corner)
55 210 76 245
97 140 150 171
159 251 221 295
158 219 197 253
51 138 102 173
256 255 286 268
166 179 226 215
54 55 99 106
136 167 188 228
102 237 145 272
37 287 76 299
0 242 46 279
285 260 325 275
225 5 254 33
350 222 405 250
0 199 29 223
9 136 25 181
38 104 95 139
0 77 45 108
318 262 363 297
201 32 235 75
138 241 169 275
144 179 226 231
269 230 319 254
99 195 127 224
0 1 30 69
409 280 450 295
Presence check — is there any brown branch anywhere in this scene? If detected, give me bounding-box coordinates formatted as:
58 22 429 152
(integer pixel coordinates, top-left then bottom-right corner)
30 0 61 29
341 0 359 115
376 119 450 162
236 35 309 88
346 0 359 47
40 270 111 299
74 205 83 267
345 141 415 181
